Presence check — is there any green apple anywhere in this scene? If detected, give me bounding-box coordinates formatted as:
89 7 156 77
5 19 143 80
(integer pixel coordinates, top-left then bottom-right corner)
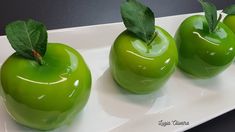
0 20 91 130
223 15 235 33
110 27 177 94
109 0 178 94
175 0 235 78
223 4 235 33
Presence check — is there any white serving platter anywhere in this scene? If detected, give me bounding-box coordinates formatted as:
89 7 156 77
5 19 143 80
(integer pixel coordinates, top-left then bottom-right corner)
1 12 235 132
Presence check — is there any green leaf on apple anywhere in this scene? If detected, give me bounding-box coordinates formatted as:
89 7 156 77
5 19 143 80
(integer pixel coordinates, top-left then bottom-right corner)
199 0 221 33
120 0 156 44
5 19 47 65
223 5 235 15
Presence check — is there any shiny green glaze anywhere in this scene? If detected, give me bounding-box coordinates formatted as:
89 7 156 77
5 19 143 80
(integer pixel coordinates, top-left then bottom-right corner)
224 15 235 34
110 26 178 94
0 43 91 130
175 15 235 78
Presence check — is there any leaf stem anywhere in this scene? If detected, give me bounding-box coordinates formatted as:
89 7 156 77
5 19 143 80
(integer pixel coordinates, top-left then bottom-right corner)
32 50 44 65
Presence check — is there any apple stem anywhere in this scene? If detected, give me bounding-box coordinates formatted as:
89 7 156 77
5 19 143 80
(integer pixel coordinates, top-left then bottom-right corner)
218 13 223 22
147 32 157 46
211 13 222 33
32 50 44 65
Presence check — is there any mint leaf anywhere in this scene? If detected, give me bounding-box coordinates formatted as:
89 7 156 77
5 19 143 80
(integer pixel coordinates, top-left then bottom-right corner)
223 5 235 15
121 0 155 43
5 19 47 64
199 0 219 33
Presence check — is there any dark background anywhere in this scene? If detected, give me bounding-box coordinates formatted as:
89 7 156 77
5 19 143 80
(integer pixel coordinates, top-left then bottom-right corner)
1 0 235 131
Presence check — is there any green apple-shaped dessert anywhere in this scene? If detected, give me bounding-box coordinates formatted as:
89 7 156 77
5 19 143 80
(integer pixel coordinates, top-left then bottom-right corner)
0 19 91 130
223 5 235 33
175 0 235 78
109 0 178 94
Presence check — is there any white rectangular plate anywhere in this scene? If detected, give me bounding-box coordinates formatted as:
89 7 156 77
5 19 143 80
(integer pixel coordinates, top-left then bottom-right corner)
1 12 235 132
